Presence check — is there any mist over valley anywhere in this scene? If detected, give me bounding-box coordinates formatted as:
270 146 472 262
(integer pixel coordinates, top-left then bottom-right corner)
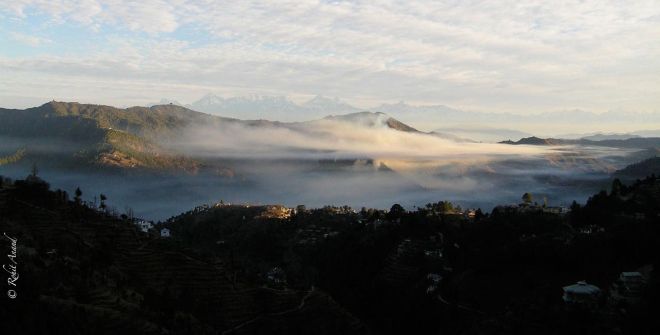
2 101 656 220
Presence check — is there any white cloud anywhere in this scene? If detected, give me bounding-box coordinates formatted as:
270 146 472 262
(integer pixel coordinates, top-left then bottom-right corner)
8 31 51 46
1 1 659 116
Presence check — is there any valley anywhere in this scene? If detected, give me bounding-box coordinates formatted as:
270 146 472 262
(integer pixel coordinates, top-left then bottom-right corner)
1 101 659 220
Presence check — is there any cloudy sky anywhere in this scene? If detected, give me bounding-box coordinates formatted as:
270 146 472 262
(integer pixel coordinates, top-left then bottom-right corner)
1 0 659 115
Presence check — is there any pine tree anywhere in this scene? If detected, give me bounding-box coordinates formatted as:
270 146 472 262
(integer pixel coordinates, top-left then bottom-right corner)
74 187 82 204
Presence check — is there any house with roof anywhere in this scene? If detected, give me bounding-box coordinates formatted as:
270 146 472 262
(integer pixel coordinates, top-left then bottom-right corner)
160 228 171 238
542 206 570 215
562 281 601 308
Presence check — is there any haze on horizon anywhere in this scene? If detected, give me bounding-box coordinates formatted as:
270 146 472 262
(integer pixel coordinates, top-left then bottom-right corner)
1 1 660 128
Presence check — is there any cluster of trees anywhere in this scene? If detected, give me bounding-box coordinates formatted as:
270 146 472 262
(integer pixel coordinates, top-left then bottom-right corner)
2 168 658 335
162 176 659 334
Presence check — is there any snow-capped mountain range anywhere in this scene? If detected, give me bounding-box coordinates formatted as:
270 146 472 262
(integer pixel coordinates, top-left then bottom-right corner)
146 94 660 141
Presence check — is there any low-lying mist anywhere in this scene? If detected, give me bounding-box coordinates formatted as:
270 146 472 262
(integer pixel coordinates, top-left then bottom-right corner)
1 116 640 221
177 115 549 160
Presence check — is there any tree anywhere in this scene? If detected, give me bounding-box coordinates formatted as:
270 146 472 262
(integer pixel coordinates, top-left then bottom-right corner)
100 194 107 211
125 207 135 221
437 201 454 214
522 192 533 204
360 207 368 217
388 203 405 220
424 201 455 215
74 187 83 204
570 200 580 212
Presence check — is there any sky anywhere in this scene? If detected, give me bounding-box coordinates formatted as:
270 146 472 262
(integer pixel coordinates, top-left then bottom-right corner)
1 0 660 116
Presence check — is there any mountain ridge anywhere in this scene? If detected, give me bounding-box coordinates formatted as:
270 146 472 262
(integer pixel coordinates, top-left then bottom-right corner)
0 101 210 172
150 93 660 133
0 101 423 173
500 136 660 149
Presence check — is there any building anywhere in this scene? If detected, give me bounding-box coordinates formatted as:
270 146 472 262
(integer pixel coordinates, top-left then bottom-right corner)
562 281 601 308
135 219 153 233
542 206 570 215
257 205 293 219
160 228 171 238
578 225 605 234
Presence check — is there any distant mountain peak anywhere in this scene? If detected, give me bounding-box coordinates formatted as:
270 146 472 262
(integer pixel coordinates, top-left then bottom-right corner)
195 93 225 106
323 111 385 120
303 95 354 108
300 95 360 116
322 111 418 132
188 93 359 121
500 136 563 145
191 94 298 108
580 133 640 141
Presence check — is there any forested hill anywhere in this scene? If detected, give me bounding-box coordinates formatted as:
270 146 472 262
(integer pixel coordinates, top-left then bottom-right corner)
0 175 366 335
0 101 217 140
1 171 660 334
615 157 660 179
2 172 659 334
0 101 421 173
164 176 660 334
0 102 205 172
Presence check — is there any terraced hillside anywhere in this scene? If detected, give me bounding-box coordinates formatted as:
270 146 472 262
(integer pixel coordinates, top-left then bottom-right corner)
0 176 367 335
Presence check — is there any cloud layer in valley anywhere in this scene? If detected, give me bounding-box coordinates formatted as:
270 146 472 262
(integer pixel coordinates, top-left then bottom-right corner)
179 112 549 160
0 110 635 220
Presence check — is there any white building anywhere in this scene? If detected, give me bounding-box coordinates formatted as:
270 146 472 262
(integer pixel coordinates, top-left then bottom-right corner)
160 228 171 238
135 219 153 233
562 281 601 307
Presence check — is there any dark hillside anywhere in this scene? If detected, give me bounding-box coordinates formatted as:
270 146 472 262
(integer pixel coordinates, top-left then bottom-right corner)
0 175 366 335
1 172 659 334
165 181 660 334
501 135 660 149
615 157 660 179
